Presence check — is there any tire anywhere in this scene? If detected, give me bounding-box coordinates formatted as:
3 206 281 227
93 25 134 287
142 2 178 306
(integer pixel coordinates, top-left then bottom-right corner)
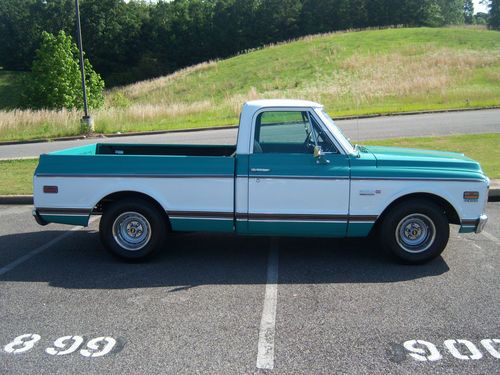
379 199 449 264
99 199 167 260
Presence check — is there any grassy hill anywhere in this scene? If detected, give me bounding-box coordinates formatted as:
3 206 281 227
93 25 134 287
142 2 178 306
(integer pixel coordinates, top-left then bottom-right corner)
1 27 500 141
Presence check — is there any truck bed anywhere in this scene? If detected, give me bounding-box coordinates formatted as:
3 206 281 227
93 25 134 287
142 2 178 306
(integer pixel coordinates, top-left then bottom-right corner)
96 143 236 157
34 142 237 231
48 143 236 157
36 143 236 178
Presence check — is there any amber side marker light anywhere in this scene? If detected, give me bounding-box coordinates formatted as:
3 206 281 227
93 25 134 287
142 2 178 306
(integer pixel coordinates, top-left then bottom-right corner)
464 191 479 200
43 186 58 194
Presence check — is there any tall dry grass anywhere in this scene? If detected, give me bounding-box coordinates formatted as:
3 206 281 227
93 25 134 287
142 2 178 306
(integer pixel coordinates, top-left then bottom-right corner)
0 108 82 139
0 100 214 140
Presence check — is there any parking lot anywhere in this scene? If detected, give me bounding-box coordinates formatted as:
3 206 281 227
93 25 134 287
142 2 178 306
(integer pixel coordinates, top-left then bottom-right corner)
0 202 499 374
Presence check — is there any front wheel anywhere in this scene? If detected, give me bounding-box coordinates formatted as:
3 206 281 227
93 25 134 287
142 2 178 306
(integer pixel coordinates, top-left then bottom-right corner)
99 199 167 260
379 199 449 264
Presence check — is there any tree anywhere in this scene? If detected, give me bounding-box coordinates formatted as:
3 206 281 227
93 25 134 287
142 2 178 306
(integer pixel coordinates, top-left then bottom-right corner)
24 31 104 110
437 0 465 24
489 0 500 29
0 0 75 71
79 0 149 86
464 0 475 24
421 0 446 27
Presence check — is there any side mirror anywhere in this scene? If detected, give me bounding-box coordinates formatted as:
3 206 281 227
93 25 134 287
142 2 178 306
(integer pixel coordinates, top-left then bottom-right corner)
313 145 330 164
313 145 323 158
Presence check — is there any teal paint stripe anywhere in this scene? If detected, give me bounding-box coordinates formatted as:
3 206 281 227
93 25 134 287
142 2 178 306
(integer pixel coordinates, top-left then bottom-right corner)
170 218 234 233
37 148 235 177
40 214 89 226
459 226 476 234
248 221 346 237
347 222 374 237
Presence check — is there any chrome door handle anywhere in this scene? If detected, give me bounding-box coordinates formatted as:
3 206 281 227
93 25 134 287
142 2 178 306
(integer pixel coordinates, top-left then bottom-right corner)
251 168 271 172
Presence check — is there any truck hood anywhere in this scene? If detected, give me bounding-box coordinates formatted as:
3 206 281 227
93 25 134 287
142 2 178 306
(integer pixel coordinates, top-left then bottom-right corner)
360 145 486 180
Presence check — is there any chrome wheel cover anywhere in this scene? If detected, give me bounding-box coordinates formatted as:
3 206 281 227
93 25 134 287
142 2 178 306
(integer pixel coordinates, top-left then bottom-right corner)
112 211 152 251
395 213 436 253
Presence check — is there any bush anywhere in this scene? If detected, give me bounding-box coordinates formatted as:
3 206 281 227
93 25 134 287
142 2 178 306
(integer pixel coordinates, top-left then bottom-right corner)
24 30 104 110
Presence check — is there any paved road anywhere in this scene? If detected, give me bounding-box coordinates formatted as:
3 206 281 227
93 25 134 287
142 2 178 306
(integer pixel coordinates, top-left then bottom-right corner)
0 203 499 374
1 109 499 159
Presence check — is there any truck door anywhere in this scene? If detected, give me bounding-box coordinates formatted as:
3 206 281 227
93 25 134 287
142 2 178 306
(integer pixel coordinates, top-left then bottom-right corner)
246 109 350 237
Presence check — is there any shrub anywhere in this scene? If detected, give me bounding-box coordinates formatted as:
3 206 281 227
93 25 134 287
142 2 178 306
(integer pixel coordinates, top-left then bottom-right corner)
24 30 104 110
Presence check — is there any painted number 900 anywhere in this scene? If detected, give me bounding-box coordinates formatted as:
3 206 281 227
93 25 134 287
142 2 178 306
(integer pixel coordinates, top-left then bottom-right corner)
4 334 117 358
404 339 500 361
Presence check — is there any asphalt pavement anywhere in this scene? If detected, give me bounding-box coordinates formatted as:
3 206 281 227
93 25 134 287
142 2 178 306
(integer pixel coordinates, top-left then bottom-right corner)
0 203 499 374
1 109 499 159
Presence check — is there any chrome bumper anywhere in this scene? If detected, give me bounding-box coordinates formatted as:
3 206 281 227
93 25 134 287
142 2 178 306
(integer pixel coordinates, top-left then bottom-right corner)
459 214 488 234
32 209 48 226
476 214 488 234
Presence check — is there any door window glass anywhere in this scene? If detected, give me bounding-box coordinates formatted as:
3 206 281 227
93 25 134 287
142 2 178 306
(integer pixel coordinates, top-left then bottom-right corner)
254 111 336 153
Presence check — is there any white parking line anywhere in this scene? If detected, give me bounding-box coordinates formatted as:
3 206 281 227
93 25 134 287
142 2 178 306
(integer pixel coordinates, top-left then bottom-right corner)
481 231 500 246
256 238 279 370
0 217 98 276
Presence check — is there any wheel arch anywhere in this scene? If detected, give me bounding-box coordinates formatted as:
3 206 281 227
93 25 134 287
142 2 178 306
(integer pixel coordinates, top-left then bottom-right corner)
375 192 460 229
93 190 171 230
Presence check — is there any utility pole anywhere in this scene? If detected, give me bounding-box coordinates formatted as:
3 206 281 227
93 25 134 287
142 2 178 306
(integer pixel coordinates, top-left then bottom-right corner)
75 0 94 133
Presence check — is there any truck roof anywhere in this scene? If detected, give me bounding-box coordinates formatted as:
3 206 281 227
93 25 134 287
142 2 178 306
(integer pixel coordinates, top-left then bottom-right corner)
244 99 323 109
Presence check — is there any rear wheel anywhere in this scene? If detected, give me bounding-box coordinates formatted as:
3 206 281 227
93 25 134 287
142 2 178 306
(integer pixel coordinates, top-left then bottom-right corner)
379 199 449 264
99 199 167 260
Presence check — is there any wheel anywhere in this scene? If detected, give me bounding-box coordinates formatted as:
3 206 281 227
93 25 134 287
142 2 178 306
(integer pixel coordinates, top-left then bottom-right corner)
379 199 449 264
99 199 167 260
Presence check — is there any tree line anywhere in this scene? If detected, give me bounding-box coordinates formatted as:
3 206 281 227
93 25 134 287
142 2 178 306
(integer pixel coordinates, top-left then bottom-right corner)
1 0 498 87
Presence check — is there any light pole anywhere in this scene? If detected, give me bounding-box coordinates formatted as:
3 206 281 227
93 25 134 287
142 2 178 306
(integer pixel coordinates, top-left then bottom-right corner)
75 0 94 133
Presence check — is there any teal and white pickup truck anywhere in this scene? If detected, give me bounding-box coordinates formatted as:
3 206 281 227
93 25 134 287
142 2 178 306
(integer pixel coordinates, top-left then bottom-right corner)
33 100 489 263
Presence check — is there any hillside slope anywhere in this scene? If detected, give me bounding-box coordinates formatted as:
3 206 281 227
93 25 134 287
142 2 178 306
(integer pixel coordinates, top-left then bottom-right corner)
1 27 500 141
104 27 500 132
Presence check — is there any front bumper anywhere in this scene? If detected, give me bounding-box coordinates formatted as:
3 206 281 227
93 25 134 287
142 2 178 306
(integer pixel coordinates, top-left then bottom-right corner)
459 214 488 234
475 214 488 234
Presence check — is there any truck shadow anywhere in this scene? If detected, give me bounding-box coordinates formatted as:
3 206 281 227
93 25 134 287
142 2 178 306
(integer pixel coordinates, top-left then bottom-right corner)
0 229 449 290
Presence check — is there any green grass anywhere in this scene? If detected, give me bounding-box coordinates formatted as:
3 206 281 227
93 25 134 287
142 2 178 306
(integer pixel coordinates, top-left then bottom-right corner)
0 158 38 195
1 133 498 196
1 27 500 141
363 133 500 178
0 70 25 110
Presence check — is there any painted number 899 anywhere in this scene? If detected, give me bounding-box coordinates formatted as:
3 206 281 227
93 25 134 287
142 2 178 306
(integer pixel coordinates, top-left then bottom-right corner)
4 334 117 357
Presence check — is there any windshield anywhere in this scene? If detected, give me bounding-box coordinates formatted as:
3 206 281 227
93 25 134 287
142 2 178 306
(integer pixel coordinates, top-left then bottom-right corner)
315 109 356 155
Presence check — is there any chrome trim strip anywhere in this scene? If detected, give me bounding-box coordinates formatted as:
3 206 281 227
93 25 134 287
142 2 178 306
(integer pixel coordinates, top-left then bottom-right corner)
39 213 89 217
250 219 347 223
170 217 232 221
36 174 234 179
37 207 91 215
235 213 377 222
351 177 485 182
168 211 233 219
36 174 485 182
246 175 349 180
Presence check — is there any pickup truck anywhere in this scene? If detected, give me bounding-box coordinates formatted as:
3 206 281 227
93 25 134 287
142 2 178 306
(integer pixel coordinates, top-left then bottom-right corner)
33 99 489 264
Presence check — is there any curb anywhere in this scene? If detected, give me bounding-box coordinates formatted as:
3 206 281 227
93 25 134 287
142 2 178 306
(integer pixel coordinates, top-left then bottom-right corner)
0 195 34 205
2 187 499 205
1 106 499 146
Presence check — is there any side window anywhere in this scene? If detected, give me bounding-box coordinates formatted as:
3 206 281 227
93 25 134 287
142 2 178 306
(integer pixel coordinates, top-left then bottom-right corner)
254 111 337 154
